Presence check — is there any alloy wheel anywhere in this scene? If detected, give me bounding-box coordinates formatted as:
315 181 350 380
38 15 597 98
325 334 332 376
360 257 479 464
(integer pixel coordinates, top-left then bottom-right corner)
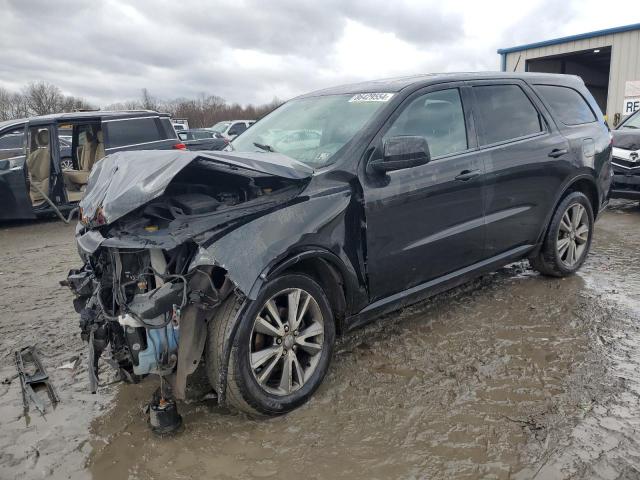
557 203 590 267
249 288 324 396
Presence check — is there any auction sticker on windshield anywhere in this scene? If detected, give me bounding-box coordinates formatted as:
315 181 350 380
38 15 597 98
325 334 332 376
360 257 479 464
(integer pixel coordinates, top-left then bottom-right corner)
349 93 394 102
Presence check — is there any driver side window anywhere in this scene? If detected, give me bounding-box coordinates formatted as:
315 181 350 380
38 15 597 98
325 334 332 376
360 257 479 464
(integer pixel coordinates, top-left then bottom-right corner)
384 89 467 159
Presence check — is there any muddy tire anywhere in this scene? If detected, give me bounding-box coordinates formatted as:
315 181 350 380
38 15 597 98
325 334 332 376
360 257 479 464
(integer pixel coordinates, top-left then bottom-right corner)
207 273 335 416
529 191 594 277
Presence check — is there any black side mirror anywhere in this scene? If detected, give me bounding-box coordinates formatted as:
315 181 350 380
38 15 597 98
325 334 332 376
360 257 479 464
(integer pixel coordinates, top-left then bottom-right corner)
370 136 431 173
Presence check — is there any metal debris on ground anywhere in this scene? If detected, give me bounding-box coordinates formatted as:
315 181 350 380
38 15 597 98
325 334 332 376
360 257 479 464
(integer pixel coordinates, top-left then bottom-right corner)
15 346 60 416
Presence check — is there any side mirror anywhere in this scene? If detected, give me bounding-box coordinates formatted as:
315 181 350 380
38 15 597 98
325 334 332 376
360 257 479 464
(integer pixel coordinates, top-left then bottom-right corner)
370 136 431 173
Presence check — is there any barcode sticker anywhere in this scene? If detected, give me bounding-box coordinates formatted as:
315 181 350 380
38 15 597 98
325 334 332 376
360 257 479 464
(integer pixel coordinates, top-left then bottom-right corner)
349 93 394 103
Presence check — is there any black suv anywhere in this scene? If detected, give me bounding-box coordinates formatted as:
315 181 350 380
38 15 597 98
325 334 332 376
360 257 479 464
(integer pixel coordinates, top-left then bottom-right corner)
67 73 611 421
610 109 640 201
0 111 182 221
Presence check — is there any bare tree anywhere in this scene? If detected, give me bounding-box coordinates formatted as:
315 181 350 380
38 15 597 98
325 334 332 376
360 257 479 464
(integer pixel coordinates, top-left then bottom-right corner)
23 81 65 115
0 81 280 124
140 88 158 111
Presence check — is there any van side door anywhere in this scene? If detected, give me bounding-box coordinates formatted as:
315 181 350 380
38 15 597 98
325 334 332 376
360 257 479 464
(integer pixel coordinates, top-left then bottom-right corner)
469 80 572 257
362 83 486 302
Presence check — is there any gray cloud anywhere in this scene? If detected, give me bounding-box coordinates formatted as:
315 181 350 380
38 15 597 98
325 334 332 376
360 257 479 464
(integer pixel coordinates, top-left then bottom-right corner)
0 0 602 106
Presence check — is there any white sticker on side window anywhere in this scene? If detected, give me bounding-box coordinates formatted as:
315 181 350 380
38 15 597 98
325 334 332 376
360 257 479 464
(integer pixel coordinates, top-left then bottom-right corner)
348 93 394 102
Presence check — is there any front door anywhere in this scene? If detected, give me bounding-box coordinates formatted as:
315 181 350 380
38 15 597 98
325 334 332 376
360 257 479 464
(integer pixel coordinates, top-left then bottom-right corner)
363 84 486 302
0 124 35 220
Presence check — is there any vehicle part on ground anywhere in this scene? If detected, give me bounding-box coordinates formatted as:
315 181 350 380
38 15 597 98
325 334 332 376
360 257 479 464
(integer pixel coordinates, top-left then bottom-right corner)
148 384 182 436
529 192 594 276
15 346 59 418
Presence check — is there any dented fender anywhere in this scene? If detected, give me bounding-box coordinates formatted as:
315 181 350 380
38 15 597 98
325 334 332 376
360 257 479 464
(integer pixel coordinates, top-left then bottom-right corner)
189 187 361 301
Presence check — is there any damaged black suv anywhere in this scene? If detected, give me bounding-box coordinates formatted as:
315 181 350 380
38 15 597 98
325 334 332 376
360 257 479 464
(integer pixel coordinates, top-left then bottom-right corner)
66 73 611 421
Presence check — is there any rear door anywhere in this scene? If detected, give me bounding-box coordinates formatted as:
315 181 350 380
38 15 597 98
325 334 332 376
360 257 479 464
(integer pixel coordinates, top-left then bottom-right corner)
469 80 572 257
363 83 486 301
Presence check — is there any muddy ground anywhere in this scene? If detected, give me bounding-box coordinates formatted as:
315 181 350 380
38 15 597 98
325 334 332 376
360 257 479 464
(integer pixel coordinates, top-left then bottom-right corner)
1 201 639 479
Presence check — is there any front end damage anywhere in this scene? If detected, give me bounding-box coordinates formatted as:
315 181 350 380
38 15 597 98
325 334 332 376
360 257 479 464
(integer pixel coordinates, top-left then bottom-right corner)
64 149 319 431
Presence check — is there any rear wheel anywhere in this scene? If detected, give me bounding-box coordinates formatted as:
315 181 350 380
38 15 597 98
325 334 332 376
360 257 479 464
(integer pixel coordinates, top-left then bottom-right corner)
207 273 335 416
529 191 594 277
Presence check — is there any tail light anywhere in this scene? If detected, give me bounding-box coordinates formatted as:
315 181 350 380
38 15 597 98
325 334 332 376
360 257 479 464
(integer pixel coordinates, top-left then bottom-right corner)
173 143 187 150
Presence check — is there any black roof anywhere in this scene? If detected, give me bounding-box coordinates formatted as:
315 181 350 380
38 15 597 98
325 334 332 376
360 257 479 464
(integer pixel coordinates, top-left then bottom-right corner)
0 110 170 130
298 72 585 98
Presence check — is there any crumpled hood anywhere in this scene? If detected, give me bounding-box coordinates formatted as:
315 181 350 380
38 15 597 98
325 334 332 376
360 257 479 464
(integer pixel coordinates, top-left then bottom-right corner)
612 129 640 151
80 149 313 225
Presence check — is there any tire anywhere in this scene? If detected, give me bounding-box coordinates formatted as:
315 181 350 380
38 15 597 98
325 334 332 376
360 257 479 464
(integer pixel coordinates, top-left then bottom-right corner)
60 157 73 170
206 273 335 416
529 191 594 277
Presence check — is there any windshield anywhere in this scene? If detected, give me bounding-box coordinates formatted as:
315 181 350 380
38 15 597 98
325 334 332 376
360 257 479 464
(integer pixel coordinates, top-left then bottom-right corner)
211 121 231 133
231 94 389 167
621 111 640 129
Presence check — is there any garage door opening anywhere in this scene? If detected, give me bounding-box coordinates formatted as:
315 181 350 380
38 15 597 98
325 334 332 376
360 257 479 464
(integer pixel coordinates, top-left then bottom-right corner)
526 46 611 115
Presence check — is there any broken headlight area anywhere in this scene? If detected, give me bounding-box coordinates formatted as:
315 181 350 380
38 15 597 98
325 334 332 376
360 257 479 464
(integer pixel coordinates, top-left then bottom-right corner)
68 243 231 392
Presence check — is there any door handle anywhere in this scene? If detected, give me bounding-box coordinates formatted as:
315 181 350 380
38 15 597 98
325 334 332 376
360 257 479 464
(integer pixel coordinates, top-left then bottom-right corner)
548 148 569 158
455 169 481 181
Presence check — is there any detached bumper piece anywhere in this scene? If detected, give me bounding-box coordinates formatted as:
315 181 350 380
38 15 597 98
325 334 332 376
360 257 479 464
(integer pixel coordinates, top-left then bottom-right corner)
15 346 59 418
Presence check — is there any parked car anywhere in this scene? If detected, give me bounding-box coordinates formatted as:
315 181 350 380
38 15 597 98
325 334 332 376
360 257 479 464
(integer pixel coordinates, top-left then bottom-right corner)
178 128 228 151
0 111 183 221
610 109 640 201
172 118 189 131
66 73 611 426
210 119 255 140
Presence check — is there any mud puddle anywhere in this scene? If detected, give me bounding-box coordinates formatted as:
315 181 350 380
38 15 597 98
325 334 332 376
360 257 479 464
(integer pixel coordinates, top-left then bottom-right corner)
87 201 640 479
1 201 639 479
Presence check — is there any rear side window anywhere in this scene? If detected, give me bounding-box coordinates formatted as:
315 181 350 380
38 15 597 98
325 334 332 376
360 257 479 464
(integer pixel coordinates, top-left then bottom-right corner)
473 84 543 146
105 118 165 148
229 122 248 135
535 85 596 125
160 118 178 138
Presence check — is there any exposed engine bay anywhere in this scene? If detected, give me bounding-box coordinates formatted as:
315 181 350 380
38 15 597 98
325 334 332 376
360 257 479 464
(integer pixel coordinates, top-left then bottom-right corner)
65 151 314 432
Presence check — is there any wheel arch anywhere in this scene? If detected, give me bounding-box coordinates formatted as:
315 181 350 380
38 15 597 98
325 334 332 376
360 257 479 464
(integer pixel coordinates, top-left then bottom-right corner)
534 174 599 250
259 248 362 334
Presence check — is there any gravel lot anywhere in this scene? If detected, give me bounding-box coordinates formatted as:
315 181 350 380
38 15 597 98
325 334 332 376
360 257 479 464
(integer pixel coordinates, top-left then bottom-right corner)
1 200 639 480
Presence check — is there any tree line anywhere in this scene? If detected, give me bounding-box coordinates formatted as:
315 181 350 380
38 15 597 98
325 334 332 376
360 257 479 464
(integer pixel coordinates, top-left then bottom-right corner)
0 82 282 128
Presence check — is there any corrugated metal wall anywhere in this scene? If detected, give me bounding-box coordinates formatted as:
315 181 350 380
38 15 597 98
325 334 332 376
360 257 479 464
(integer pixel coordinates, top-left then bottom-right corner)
504 29 640 122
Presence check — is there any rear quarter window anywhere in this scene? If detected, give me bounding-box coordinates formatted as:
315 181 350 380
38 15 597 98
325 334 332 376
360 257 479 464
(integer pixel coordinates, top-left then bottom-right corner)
534 85 596 125
105 118 166 148
160 118 178 139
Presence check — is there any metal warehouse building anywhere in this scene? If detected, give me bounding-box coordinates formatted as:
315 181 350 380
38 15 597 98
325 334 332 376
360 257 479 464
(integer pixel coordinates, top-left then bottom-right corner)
498 23 640 126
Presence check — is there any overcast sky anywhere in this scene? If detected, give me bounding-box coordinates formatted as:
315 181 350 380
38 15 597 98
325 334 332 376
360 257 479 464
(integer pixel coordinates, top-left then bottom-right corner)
1 0 638 107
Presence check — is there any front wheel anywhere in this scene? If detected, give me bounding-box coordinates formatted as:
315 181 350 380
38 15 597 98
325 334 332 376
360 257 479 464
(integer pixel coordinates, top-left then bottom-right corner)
207 273 335 416
529 191 594 277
